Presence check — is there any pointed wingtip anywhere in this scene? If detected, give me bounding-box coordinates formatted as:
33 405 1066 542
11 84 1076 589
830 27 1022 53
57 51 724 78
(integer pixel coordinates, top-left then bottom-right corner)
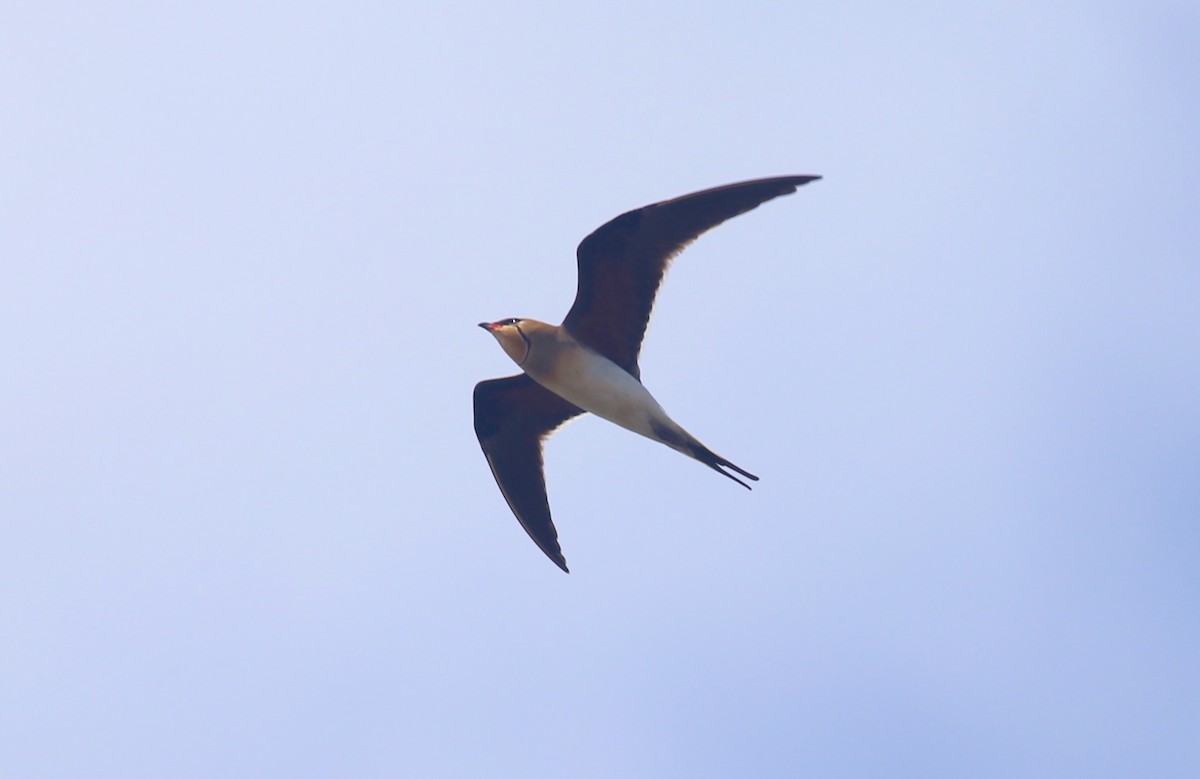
532 537 571 574
537 538 570 573
769 174 822 199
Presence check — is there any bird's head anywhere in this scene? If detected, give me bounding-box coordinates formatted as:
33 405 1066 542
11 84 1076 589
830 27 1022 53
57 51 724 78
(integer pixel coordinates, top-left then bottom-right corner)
478 318 534 365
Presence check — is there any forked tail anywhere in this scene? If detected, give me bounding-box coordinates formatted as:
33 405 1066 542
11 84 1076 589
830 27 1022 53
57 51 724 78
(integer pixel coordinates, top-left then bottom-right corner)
688 442 759 490
649 419 760 489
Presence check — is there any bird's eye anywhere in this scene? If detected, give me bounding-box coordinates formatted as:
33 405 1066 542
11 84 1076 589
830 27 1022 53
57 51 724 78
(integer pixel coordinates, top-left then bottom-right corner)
506 318 521 325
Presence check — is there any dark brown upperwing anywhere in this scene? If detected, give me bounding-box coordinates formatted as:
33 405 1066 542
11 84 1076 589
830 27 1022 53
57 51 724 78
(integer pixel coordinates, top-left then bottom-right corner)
562 175 821 376
473 374 585 573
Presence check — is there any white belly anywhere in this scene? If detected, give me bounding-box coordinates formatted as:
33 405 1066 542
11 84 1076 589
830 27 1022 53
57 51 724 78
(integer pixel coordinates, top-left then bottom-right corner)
529 346 670 442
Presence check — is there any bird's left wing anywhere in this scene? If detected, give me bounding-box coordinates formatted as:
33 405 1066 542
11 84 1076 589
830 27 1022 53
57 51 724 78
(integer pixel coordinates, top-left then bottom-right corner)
562 175 821 376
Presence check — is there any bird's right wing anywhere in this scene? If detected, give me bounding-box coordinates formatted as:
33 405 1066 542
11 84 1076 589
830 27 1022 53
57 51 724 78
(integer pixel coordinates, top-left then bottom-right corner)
473 374 585 572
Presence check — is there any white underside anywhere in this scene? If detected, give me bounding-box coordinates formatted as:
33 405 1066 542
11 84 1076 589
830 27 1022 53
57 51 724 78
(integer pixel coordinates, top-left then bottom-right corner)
528 345 683 446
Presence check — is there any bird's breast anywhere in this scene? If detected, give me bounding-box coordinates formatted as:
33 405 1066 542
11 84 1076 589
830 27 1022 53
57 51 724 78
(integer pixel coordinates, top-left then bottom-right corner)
528 344 666 440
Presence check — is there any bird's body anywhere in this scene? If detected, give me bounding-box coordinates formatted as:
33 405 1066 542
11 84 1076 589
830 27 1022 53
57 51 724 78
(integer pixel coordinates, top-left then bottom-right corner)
485 318 705 465
475 175 821 571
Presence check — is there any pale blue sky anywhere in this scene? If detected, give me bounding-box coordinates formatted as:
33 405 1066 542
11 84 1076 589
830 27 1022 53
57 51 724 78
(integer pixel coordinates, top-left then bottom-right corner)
3 3 1198 777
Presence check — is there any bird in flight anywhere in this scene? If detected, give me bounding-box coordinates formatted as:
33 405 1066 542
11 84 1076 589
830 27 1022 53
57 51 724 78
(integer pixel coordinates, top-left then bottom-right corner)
474 175 821 572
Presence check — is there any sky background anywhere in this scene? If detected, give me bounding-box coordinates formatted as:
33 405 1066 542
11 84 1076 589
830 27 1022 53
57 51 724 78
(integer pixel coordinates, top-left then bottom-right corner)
4 2 1199 777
